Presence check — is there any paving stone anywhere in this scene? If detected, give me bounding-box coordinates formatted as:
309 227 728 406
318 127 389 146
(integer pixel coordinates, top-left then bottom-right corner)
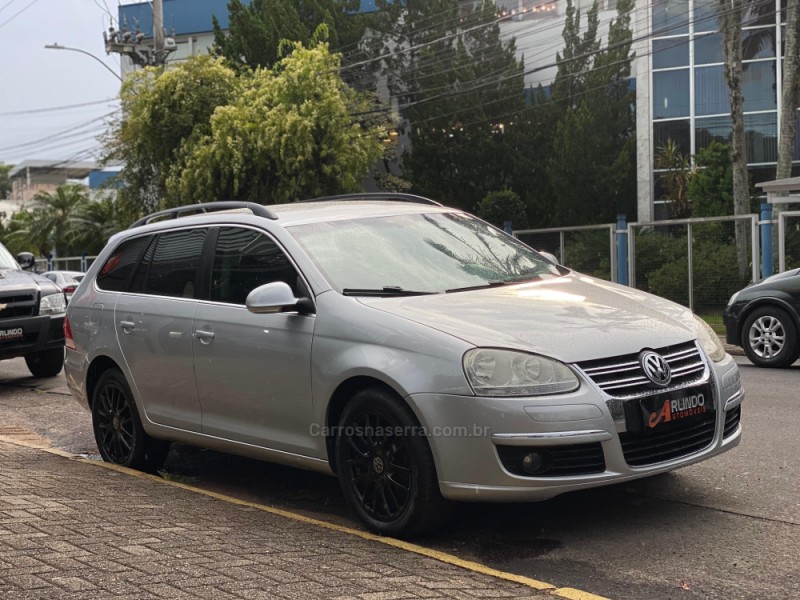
0 440 552 599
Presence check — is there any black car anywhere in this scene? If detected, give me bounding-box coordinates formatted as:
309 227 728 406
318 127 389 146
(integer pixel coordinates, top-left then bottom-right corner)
724 269 800 367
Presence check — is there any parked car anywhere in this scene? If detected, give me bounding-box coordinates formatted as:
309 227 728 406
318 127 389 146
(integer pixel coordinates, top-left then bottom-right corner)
724 269 800 367
41 271 85 303
64 195 744 537
0 245 66 377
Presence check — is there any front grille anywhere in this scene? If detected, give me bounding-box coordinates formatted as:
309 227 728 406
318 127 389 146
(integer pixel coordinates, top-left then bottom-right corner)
723 406 741 439
577 341 706 398
619 412 716 467
496 443 606 477
0 293 36 319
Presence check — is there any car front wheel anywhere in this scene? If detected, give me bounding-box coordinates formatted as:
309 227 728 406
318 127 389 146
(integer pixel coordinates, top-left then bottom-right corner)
25 348 64 378
91 369 169 472
742 306 800 368
334 388 449 538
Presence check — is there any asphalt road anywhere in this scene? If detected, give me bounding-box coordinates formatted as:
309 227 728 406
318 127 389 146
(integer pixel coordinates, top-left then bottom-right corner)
1 356 797 599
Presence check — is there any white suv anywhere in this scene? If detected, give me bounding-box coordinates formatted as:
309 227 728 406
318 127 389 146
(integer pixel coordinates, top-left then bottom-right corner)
64 195 744 537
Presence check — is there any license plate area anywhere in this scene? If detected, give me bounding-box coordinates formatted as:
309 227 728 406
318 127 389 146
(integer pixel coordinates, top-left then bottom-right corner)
624 384 714 433
0 327 24 342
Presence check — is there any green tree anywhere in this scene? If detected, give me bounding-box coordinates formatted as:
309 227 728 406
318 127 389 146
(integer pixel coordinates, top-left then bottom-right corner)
688 142 735 217
7 184 89 257
105 56 239 216
212 0 369 73
67 195 127 255
0 163 11 199
168 42 384 204
477 189 528 230
378 0 525 211
547 0 636 226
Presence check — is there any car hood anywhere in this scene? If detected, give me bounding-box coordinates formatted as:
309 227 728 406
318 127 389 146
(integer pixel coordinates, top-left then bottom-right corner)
358 274 697 363
0 268 59 293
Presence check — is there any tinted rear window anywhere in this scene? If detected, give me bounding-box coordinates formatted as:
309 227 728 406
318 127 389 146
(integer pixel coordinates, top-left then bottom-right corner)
96 236 151 292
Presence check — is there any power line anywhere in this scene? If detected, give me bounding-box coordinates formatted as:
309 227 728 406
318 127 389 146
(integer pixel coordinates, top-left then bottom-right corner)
0 98 119 117
0 0 41 30
0 0 19 15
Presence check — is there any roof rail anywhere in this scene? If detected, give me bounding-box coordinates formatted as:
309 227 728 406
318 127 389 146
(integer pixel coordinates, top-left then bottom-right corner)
298 192 442 207
130 201 279 229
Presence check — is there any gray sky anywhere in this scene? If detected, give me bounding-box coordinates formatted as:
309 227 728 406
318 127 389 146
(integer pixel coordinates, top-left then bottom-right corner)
0 0 125 166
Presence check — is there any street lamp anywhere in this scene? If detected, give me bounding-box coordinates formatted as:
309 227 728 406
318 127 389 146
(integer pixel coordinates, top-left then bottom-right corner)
44 43 122 82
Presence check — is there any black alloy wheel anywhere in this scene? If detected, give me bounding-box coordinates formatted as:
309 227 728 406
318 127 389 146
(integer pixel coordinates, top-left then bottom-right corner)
335 388 449 538
91 369 169 472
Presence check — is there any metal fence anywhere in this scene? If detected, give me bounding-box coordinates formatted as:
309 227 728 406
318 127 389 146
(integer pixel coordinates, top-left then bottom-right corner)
515 215 760 327
514 224 618 282
778 210 800 272
33 255 98 274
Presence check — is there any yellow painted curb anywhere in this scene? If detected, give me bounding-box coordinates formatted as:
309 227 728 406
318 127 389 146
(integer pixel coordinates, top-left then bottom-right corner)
0 435 610 600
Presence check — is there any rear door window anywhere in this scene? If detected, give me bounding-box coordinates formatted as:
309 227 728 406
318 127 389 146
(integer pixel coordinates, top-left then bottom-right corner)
138 229 208 299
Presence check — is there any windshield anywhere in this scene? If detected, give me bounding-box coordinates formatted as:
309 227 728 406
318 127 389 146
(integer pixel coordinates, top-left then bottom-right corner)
289 212 563 294
0 244 19 270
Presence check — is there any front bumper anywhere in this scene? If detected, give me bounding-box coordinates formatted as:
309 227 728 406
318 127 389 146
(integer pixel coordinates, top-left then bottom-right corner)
723 302 746 345
0 314 64 360
408 353 743 502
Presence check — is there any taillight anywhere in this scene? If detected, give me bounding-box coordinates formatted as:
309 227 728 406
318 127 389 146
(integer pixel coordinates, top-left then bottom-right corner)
64 316 76 350
62 285 77 294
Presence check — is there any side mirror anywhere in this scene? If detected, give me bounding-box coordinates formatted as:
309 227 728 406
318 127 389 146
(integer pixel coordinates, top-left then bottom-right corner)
245 282 301 314
16 252 35 271
538 250 560 266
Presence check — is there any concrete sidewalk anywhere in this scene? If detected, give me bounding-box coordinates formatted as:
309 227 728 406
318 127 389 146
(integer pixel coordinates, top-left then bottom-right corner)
0 440 555 600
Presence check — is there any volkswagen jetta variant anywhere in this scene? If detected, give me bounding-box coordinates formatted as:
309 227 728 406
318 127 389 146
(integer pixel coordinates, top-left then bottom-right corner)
64 194 744 537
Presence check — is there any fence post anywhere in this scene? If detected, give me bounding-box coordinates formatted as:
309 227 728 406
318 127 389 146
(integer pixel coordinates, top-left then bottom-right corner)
46 254 53 271
616 214 628 286
81 253 87 273
760 203 773 279
503 220 513 235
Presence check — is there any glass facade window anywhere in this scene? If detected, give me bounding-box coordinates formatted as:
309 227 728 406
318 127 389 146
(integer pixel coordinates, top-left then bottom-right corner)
653 0 690 35
693 0 717 32
695 33 724 65
653 38 690 69
654 120 691 157
743 61 777 112
695 116 732 154
695 66 729 116
742 28 776 60
743 0 779 27
745 113 777 163
653 70 690 119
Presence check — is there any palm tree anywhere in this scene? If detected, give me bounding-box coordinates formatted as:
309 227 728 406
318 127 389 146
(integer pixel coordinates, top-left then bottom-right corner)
67 195 126 255
7 184 89 257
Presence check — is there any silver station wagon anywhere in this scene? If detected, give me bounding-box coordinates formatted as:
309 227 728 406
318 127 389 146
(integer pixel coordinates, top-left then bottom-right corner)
64 194 744 537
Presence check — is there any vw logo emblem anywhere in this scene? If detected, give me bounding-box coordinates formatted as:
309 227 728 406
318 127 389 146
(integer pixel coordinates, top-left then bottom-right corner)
640 351 672 387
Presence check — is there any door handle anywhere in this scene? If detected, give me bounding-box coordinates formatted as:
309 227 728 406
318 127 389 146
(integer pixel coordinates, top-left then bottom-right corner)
194 330 215 344
119 320 135 333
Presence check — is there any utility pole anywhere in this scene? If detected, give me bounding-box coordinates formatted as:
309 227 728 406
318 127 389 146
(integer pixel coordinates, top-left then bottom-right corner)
104 0 176 69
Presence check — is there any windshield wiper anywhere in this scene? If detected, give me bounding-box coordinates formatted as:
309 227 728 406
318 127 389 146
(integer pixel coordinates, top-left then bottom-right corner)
445 280 521 293
342 286 437 297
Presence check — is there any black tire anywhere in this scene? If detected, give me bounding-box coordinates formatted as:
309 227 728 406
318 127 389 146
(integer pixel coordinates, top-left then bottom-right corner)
334 387 449 538
91 369 169 472
25 348 64 378
741 306 800 368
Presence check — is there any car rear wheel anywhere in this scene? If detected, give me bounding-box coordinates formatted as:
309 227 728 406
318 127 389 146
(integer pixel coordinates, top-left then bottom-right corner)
24 348 64 378
742 306 800 368
91 369 169 472
334 388 449 538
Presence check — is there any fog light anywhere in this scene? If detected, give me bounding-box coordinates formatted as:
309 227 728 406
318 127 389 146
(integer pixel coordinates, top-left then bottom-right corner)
522 451 546 475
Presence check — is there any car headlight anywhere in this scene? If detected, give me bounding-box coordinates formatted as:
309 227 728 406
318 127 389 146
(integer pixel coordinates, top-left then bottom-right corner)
39 292 66 316
463 348 579 396
692 314 726 363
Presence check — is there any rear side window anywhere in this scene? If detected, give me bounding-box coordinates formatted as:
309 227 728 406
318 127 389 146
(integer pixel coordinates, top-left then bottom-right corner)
210 227 299 305
139 229 208 299
96 236 151 292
